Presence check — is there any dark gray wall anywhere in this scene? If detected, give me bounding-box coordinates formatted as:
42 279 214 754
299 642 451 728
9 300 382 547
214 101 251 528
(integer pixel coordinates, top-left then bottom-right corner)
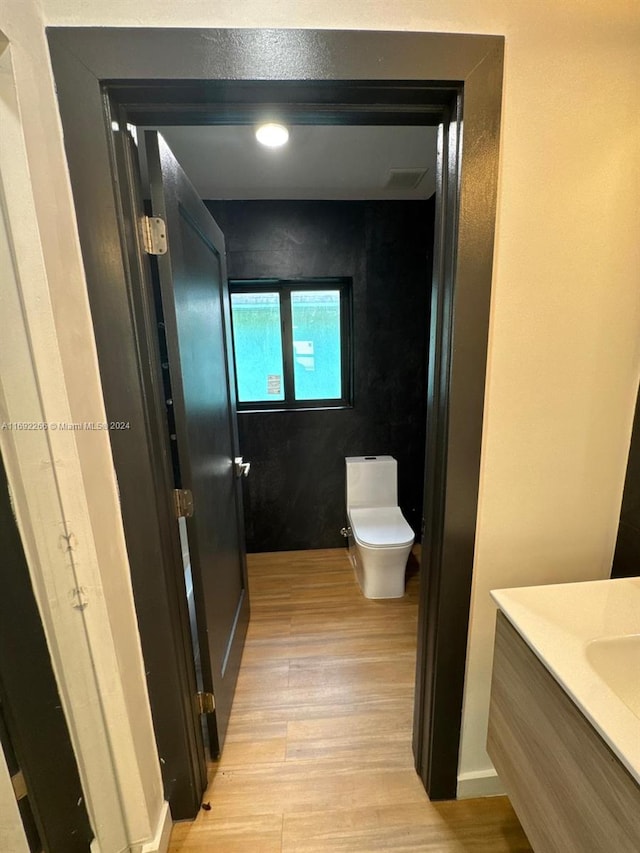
206 199 434 552
612 387 640 578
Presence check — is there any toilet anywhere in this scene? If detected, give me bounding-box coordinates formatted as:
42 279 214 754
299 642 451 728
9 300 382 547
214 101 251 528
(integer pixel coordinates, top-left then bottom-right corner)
344 456 415 599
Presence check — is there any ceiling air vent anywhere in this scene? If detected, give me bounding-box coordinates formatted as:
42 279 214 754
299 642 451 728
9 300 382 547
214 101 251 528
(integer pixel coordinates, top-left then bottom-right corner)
385 168 428 190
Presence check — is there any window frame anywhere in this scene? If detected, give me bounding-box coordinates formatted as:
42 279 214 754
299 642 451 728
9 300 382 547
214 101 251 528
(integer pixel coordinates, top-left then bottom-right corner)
229 277 353 412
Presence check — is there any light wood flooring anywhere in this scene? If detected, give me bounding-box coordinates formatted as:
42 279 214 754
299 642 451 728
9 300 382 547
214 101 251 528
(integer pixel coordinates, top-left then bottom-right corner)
169 548 532 852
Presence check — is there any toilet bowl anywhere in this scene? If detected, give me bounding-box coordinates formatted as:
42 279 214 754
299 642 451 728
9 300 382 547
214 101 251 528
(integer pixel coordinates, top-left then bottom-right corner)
345 456 415 599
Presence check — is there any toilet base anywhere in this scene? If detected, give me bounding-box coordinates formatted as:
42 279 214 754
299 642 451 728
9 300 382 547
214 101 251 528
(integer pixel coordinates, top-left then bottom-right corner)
348 534 412 599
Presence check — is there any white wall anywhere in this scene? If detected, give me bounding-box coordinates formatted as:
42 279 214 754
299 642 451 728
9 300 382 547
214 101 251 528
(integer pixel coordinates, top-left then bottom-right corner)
0 3 167 849
1 0 638 824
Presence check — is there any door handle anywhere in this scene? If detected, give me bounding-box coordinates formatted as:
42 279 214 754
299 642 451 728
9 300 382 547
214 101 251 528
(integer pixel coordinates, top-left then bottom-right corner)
234 457 251 478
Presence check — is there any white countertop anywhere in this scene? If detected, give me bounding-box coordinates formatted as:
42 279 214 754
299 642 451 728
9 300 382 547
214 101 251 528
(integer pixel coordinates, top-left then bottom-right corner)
491 577 640 784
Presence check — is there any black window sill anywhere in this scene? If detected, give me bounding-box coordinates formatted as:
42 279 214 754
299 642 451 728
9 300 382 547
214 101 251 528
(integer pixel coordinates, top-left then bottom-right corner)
237 404 353 414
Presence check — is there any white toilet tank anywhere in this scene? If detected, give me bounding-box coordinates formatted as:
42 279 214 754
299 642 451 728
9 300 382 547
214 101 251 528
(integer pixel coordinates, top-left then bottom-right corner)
345 456 398 508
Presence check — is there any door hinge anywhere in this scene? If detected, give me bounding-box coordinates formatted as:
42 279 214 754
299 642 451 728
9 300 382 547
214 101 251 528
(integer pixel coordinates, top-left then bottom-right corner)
141 215 168 255
11 771 27 802
197 692 216 714
173 488 194 519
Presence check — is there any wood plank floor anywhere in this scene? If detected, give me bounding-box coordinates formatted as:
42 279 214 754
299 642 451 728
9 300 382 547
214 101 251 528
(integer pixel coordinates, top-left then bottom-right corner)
169 548 532 852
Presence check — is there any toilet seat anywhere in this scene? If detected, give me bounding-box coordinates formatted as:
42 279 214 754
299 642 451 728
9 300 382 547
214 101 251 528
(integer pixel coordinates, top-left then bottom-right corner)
349 506 414 549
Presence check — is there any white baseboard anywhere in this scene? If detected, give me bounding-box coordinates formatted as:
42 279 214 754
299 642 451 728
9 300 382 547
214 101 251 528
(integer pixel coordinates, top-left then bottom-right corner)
457 769 505 799
141 801 172 853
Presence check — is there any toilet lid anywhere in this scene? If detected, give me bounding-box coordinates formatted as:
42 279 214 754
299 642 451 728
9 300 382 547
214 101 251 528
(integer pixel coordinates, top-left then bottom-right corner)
349 506 415 548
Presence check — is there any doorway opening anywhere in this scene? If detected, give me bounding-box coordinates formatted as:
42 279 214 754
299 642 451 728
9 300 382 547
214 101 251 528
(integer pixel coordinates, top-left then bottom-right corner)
140 118 435 770
47 27 503 819
139 121 437 787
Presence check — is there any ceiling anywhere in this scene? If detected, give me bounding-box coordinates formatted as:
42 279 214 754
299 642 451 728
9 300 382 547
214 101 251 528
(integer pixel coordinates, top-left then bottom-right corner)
138 124 439 201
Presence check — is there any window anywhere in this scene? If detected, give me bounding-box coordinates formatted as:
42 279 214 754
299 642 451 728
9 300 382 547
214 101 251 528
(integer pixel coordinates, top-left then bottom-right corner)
229 278 352 410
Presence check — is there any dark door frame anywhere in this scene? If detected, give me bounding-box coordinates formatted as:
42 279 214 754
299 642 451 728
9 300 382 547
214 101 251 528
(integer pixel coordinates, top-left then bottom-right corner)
46 27 503 811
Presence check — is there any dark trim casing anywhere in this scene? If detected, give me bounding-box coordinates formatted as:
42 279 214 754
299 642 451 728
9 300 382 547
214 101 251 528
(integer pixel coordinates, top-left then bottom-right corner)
611 383 640 579
46 27 503 804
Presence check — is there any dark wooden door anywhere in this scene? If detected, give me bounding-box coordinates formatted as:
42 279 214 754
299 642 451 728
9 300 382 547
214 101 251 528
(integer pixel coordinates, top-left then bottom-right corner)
0 455 93 851
146 131 250 755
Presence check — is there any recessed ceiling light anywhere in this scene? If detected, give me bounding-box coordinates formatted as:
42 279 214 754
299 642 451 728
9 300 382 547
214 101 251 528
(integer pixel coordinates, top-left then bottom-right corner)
255 122 289 148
